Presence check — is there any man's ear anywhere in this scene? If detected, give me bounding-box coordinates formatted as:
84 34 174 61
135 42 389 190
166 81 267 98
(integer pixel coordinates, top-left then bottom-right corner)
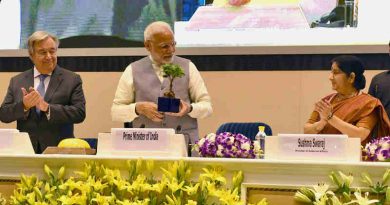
144 40 151 51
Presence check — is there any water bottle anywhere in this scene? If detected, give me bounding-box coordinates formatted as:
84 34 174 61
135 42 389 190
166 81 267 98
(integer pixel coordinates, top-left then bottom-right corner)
255 126 266 158
344 0 354 27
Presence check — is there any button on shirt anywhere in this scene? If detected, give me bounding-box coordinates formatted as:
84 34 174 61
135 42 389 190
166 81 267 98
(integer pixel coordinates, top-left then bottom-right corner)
111 56 213 122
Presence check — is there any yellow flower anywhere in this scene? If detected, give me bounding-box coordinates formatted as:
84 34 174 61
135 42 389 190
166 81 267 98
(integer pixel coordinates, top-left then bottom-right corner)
232 171 244 191
165 194 181 205
87 177 108 192
382 169 390 184
217 189 242 205
200 166 226 186
149 182 165 193
91 193 115 204
183 183 200 196
117 199 150 205
146 160 155 173
166 178 185 193
256 198 268 205
185 200 197 205
44 164 54 180
58 193 87 205
58 166 66 180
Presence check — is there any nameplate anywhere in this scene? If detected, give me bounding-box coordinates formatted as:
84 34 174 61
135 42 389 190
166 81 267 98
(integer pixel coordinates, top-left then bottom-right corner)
111 128 170 152
275 134 348 160
0 129 18 149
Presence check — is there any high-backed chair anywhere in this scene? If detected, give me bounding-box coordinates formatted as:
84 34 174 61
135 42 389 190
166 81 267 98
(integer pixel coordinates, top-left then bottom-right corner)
216 122 272 141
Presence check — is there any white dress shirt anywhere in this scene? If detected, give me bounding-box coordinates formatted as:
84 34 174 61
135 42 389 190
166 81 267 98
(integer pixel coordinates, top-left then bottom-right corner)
111 56 213 122
33 67 52 92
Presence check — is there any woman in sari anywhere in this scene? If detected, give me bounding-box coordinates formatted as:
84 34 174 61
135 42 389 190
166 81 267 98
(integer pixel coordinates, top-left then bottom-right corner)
304 55 390 144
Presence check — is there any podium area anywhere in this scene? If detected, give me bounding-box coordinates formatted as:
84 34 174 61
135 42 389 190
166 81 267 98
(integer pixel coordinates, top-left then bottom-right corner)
0 154 388 204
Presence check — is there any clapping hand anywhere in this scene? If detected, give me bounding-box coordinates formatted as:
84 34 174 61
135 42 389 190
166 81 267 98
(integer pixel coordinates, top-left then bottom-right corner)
21 87 40 110
21 87 49 112
314 99 333 120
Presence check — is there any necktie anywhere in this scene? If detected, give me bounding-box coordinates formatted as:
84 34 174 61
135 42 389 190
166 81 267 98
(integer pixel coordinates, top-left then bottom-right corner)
36 74 48 115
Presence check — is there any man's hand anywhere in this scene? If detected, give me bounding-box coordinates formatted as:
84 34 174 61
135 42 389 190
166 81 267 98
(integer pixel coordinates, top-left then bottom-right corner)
166 100 191 117
36 99 49 112
21 87 40 110
135 102 164 122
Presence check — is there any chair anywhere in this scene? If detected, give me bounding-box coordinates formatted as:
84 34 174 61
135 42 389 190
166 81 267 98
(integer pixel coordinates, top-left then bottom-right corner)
216 122 272 141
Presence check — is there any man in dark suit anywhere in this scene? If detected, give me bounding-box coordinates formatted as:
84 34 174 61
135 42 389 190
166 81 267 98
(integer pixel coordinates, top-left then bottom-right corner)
0 31 86 154
368 41 390 118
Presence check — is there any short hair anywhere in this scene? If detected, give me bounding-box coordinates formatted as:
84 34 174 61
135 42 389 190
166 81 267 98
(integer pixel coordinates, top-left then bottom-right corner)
144 21 173 42
331 55 366 90
27 31 59 56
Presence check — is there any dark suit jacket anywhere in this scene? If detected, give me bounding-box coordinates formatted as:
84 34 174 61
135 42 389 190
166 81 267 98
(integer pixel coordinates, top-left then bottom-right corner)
0 66 86 153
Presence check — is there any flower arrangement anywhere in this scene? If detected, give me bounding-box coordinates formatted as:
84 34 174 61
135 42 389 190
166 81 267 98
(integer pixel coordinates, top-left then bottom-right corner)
193 132 262 159
0 193 6 205
6 159 267 205
295 169 390 205
362 136 390 162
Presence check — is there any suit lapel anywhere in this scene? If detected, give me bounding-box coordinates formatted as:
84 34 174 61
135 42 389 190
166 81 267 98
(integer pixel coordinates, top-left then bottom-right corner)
22 69 34 92
45 66 63 102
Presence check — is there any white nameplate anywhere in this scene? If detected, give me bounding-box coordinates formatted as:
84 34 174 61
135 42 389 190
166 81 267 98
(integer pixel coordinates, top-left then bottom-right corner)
267 134 348 160
111 128 170 152
0 129 18 150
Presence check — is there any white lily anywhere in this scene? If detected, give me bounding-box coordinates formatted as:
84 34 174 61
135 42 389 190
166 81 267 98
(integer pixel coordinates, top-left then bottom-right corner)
344 191 379 205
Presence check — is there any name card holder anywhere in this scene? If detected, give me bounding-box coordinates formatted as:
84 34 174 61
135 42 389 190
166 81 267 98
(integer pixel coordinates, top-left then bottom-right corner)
0 129 34 155
97 128 187 157
265 134 361 162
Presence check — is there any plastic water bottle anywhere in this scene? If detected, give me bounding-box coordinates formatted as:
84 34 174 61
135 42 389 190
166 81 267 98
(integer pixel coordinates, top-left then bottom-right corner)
255 126 266 158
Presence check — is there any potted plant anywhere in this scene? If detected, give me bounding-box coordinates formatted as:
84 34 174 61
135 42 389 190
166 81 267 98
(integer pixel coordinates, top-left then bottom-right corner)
158 63 185 113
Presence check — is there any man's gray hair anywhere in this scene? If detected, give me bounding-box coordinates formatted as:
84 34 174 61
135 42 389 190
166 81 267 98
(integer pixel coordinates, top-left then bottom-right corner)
144 21 173 42
27 31 59 56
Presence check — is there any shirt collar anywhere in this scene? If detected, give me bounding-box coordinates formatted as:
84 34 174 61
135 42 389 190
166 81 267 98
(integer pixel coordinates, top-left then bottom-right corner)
33 67 52 78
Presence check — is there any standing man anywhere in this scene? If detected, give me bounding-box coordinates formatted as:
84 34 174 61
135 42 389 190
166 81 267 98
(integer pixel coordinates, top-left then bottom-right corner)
111 21 213 150
368 41 390 118
0 31 86 154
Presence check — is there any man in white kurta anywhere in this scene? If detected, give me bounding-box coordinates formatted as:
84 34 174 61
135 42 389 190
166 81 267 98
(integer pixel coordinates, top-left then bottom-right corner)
111 21 213 152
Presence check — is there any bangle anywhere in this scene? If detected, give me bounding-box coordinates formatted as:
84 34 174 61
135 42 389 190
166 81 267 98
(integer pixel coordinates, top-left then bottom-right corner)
327 112 334 120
